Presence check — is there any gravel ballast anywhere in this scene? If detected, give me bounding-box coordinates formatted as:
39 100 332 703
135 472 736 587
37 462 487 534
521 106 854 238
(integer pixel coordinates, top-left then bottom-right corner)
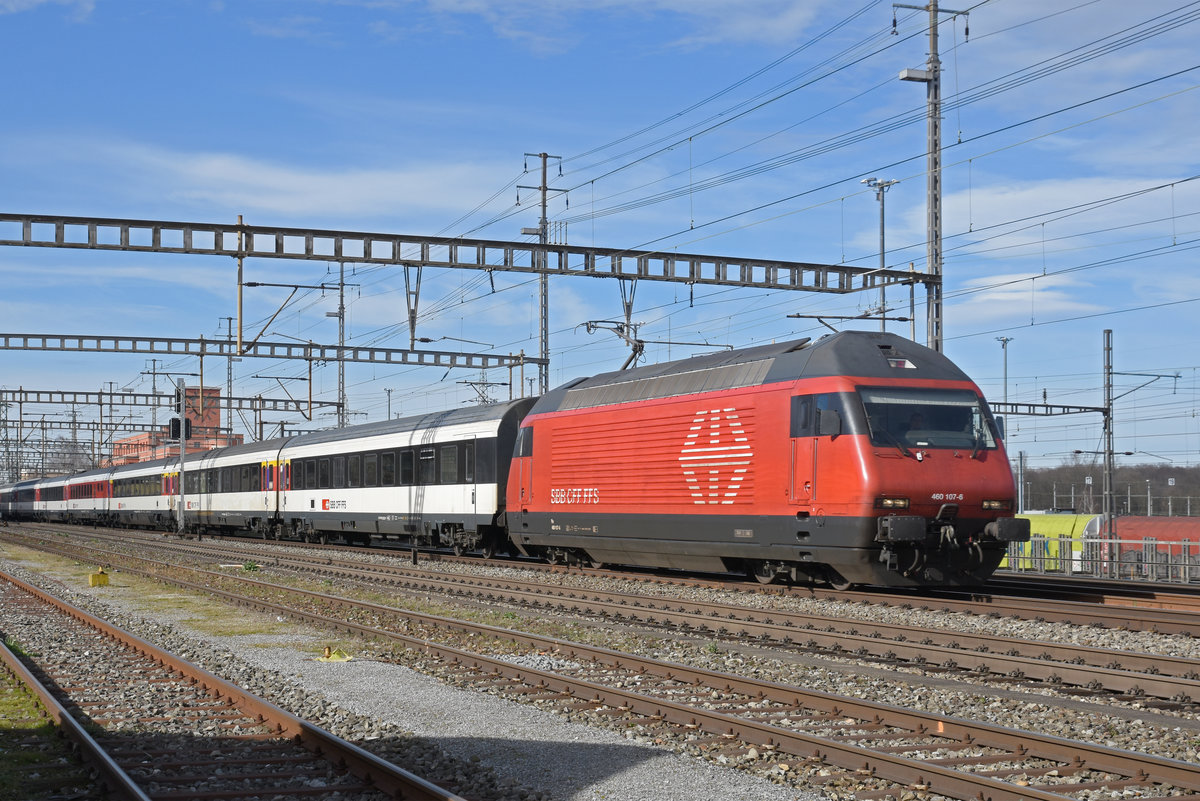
1 556 818 801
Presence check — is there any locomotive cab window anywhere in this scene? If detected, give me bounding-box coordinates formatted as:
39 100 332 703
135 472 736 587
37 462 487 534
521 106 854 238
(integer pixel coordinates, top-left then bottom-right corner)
860 387 998 450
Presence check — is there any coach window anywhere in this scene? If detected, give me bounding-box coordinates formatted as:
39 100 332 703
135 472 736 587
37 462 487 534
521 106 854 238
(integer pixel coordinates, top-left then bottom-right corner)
399 450 414 485
318 458 331 489
251 464 261 492
464 442 474 482
348 455 361 488
221 467 232 493
439 445 458 484
364 454 378 487
333 456 346 489
381 452 396 486
418 447 436 485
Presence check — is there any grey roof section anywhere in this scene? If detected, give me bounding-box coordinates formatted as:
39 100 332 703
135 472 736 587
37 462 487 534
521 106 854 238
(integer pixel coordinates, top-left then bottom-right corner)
763 330 970 383
533 331 972 416
286 397 537 448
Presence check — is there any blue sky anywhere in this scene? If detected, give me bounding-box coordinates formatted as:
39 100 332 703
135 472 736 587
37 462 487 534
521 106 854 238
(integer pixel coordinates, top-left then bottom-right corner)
1 0 1198 471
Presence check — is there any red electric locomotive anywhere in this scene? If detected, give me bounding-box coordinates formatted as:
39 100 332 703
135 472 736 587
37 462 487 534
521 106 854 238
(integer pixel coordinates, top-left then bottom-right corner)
506 330 1030 587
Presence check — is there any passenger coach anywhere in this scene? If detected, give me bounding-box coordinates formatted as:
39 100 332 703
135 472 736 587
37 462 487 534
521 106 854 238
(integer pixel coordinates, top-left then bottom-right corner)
277 398 534 550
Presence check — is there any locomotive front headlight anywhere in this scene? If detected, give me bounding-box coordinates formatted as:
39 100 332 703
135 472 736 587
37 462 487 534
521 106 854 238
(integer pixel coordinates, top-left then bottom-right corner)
982 499 1012 511
874 496 910 510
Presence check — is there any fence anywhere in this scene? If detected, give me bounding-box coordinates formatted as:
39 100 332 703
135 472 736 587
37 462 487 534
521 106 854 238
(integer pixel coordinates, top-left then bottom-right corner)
1001 535 1199 583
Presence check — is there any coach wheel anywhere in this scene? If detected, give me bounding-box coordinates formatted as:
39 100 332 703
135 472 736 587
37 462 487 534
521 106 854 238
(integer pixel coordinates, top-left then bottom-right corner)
452 543 466 557
480 541 497 560
318 531 330 546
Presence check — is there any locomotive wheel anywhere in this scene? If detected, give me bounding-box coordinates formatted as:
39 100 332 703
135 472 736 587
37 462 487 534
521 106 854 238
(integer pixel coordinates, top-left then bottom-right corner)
750 562 778 585
825 569 853 591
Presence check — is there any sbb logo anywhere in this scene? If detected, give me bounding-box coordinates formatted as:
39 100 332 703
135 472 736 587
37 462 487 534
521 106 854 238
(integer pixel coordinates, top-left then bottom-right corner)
680 407 752 505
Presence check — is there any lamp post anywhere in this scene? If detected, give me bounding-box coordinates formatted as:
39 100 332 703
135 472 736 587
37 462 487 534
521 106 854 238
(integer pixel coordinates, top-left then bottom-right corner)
1076 448 1133 576
862 177 899 332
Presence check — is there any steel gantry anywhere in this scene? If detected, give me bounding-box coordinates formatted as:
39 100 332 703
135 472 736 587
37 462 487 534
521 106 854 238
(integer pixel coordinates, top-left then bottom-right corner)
0 212 915 293
0 387 342 414
0 211 918 381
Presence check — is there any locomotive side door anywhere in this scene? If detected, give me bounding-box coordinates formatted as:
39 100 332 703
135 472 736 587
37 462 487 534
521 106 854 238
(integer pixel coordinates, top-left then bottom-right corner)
789 395 815 504
515 425 534 507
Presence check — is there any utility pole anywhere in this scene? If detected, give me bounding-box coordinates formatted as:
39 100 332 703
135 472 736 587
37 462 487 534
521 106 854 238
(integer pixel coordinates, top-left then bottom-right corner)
897 1 965 353
177 378 186 536
862 178 899 331
996 336 1013 444
1102 328 1115 573
223 317 239 441
385 388 395 420
331 263 348 428
519 152 563 395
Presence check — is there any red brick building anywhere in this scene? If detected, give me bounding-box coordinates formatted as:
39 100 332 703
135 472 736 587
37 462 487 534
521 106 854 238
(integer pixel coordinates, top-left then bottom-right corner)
112 386 243 464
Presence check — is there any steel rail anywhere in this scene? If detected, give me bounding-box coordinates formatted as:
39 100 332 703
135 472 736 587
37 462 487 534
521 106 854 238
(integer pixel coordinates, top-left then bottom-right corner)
134 533 1200 701
0 620 153 801
10 527 1199 703
0 569 468 801
30 546 1197 801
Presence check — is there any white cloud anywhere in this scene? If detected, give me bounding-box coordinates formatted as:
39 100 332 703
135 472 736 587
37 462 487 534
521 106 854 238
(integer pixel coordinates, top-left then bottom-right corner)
0 0 92 18
3 135 518 225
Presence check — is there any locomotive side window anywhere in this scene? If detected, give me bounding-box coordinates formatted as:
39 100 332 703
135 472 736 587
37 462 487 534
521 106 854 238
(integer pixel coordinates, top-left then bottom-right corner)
364 453 378 486
790 393 849 438
860 387 998 450
515 426 533 457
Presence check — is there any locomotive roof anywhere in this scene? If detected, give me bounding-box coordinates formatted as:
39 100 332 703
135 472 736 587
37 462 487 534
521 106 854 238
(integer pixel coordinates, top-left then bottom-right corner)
285 397 536 448
538 331 972 414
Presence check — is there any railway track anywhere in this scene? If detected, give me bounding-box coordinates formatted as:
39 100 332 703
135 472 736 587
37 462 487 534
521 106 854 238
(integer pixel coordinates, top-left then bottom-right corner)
9 525 1199 706
0 568 467 801
18 520 1200 633
5 527 1200 801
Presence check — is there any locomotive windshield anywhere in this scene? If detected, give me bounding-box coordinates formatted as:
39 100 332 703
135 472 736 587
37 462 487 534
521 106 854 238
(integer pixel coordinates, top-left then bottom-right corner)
859 387 998 451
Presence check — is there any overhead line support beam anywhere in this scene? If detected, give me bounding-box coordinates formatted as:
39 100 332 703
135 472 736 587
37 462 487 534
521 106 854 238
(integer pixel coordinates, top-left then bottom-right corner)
0 213 914 293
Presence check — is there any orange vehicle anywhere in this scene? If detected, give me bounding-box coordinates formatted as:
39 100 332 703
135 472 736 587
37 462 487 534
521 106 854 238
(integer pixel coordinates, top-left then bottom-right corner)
506 331 1029 587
